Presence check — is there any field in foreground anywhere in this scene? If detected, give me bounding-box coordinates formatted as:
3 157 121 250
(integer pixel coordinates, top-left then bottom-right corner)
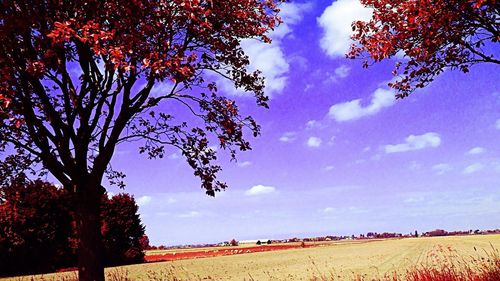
4 234 500 280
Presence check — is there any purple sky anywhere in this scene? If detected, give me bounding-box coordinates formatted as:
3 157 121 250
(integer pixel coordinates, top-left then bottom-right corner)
101 0 499 246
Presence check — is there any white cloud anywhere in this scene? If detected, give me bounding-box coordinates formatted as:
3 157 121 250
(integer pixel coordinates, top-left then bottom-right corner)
432 163 452 175
463 163 484 175
168 153 180 160
272 2 313 39
238 39 289 95
408 161 422 171
137 195 152 207
384 132 441 153
245 185 276 196
404 196 425 204
327 136 336 145
307 136 322 148
237 161 252 167
493 162 500 173
328 88 395 122
150 81 176 98
324 165 335 171
496 119 500 130
166 198 177 204
219 2 311 97
306 120 321 129
334 65 351 78
346 206 368 214
304 83 314 92
318 0 372 57
323 207 335 213
467 147 486 155
279 132 297 142
178 211 201 218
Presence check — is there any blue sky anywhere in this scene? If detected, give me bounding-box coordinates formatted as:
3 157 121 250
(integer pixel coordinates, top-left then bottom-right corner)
101 0 500 246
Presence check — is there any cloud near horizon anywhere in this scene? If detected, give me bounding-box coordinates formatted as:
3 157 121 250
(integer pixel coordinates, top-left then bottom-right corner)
177 211 202 218
137 195 152 207
384 132 441 153
328 88 395 122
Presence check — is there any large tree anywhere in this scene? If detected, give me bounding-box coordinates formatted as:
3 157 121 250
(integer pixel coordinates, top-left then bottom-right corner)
0 1 280 280
348 0 499 97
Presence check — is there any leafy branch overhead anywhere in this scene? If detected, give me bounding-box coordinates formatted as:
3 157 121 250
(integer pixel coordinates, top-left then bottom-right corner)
349 0 499 97
0 0 281 195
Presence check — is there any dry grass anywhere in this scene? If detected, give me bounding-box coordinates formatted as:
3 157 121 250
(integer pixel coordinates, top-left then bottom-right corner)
401 244 500 281
3 235 500 281
308 243 500 281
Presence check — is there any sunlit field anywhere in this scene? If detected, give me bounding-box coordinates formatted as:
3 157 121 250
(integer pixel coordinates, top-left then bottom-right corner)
5 234 500 281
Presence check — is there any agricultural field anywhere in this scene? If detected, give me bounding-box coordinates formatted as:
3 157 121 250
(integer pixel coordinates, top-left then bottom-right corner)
4 234 500 281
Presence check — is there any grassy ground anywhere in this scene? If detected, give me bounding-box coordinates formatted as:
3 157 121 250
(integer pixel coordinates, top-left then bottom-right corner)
4 234 500 281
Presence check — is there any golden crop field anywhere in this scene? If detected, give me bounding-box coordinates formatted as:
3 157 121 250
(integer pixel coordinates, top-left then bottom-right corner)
5 234 500 281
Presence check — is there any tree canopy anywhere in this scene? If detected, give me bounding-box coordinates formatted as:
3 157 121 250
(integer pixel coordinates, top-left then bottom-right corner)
0 1 281 280
0 179 145 276
349 0 499 97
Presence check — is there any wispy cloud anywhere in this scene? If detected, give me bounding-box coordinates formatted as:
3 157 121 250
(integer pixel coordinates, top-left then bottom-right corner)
408 161 422 171
168 153 180 160
467 147 486 155
496 119 500 130
237 161 252 168
324 165 335 171
245 185 276 196
328 88 395 122
305 120 323 130
403 196 425 204
323 207 335 213
178 211 201 218
463 163 484 175
318 0 372 57
334 65 351 78
307 136 322 148
432 163 452 175
327 136 336 146
384 132 441 153
279 132 297 143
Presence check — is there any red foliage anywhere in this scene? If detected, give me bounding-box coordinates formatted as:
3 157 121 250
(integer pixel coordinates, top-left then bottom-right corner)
349 0 499 97
139 235 151 250
0 180 74 276
100 193 145 266
0 180 146 276
0 1 281 279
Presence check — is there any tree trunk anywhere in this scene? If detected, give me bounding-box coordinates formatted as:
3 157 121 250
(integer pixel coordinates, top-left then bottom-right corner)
75 184 105 281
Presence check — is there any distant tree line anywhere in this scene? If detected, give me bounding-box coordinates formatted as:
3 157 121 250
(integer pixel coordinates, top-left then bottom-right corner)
0 178 145 277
